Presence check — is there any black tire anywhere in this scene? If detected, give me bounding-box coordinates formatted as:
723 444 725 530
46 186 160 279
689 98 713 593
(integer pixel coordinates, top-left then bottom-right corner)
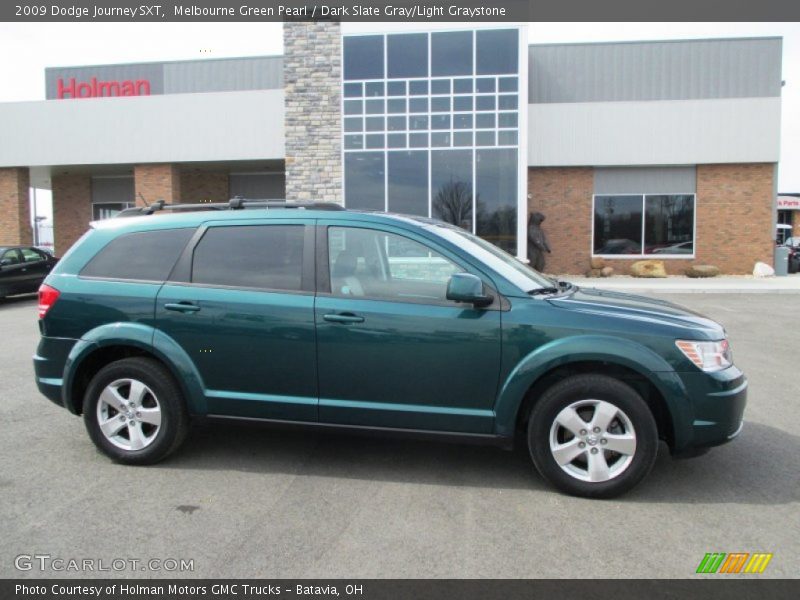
528 374 658 499
83 357 189 465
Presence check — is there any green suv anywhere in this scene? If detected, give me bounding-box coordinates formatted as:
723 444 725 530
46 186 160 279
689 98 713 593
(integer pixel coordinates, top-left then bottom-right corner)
33 201 747 498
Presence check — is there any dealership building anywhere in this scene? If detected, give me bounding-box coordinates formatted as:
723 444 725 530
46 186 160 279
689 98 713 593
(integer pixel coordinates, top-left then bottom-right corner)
0 23 785 274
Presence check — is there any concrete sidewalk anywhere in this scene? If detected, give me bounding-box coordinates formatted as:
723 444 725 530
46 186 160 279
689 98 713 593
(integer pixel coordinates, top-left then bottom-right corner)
561 274 800 294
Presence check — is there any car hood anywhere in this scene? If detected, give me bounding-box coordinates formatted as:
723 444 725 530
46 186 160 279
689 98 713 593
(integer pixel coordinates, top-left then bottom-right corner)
547 286 725 338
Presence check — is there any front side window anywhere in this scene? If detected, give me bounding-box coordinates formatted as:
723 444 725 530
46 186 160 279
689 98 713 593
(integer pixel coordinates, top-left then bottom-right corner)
192 225 304 292
81 228 195 281
593 194 696 257
328 227 461 303
20 248 45 263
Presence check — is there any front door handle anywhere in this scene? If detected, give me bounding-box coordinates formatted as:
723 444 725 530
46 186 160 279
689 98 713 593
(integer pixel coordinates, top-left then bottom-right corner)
323 313 365 324
164 302 201 314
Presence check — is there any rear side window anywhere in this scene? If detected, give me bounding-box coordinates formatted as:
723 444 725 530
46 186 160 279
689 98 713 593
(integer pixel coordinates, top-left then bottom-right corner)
191 225 305 292
81 228 195 281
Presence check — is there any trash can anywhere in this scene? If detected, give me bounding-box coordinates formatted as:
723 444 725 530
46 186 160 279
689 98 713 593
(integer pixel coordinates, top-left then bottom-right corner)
774 245 790 277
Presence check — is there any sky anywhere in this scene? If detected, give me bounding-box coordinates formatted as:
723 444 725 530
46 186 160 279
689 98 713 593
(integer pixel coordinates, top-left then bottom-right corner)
0 21 797 199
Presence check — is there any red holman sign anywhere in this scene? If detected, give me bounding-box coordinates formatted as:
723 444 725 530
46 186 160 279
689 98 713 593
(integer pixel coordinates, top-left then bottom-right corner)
56 77 151 99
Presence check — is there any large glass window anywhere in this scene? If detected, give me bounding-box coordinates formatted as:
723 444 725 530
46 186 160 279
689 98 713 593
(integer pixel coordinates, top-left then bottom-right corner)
476 29 519 75
192 225 304 291
388 33 428 79
343 29 522 254
344 36 384 80
388 151 428 216
328 227 460 303
645 195 695 255
432 150 473 229
345 153 385 211
476 149 518 254
593 195 696 256
431 31 473 76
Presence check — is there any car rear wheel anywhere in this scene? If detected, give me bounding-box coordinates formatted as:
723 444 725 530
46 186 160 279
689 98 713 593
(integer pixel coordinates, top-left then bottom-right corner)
528 374 658 499
83 357 189 465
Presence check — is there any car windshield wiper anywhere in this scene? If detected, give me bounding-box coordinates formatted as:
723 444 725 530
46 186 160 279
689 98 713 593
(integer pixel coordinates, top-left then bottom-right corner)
528 287 560 296
557 280 575 291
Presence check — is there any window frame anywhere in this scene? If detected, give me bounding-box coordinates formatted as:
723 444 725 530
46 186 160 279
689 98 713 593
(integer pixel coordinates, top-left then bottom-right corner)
316 222 502 309
591 193 697 259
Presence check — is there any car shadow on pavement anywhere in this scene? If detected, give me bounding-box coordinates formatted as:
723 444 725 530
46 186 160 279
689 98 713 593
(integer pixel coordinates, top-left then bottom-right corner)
171 420 542 491
167 419 799 503
627 421 800 505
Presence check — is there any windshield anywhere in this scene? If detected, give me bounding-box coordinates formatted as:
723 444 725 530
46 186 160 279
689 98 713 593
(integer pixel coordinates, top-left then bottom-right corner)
425 223 554 292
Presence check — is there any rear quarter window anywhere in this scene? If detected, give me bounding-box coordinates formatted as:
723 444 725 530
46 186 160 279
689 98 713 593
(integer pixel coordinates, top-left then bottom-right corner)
80 228 195 282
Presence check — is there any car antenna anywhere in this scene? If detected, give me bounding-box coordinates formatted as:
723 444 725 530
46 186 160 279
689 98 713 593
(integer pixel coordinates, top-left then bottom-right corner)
137 192 149 207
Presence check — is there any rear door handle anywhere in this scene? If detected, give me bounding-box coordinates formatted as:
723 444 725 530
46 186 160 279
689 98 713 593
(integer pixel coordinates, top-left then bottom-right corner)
164 302 201 314
323 313 365 324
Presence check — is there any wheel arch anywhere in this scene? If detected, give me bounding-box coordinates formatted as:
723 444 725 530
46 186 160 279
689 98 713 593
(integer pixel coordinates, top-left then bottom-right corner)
63 322 206 416
494 335 692 450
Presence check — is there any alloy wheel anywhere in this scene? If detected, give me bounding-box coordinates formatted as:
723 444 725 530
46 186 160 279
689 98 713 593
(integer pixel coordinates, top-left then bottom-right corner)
95 378 162 451
548 399 637 483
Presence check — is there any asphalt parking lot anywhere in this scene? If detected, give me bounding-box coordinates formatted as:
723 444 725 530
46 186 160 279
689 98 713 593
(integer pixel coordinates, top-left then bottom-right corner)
1 293 797 579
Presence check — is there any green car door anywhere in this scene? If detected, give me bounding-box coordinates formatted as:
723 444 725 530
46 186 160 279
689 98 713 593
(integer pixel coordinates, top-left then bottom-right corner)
155 220 318 421
314 222 503 434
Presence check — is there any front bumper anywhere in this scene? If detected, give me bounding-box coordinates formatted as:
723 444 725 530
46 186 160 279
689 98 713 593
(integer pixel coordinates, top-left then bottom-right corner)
33 336 78 409
673 366 747 454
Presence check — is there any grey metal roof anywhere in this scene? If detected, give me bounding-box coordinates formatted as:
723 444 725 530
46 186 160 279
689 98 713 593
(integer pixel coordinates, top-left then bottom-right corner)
528 37 783 103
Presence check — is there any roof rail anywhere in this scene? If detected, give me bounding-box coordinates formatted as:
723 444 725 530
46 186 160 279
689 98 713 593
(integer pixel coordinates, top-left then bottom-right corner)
115 197 345 218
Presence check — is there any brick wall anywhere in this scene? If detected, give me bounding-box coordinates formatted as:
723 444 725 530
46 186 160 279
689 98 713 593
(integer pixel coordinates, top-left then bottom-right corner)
528 163 776 276
52 174 91 256
283 21 342 203
0 167 32 246
693 163 775 274
134 164 181 205
180 170 229 204
527 167 594 275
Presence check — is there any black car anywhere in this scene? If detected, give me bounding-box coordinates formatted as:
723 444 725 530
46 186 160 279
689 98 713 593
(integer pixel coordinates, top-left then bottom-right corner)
0 246 59 299
784 237 800 274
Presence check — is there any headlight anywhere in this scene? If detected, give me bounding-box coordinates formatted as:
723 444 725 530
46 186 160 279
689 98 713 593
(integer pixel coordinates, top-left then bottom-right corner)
675 339 733 372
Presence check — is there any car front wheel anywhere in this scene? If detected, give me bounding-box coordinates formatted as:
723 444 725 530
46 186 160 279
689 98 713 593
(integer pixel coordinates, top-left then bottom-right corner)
528 374 658 499
83 357 189 465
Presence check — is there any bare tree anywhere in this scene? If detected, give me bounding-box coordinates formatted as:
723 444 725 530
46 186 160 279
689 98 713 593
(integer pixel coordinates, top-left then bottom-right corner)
432 179 473 229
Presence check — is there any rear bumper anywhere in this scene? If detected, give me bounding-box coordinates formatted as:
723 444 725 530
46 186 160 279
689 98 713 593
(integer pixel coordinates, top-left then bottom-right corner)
672 366 747 455
33 336 78 410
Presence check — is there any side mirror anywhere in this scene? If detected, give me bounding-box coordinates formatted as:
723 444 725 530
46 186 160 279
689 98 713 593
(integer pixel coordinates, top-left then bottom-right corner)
446 273 494 308
0 258 12 267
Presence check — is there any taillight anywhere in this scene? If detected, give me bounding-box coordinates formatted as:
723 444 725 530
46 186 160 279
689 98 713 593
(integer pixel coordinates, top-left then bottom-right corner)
38 284 60 319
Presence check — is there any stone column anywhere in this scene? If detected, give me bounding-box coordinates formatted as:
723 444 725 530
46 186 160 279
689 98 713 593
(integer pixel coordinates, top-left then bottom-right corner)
134 164 182 205
52 173 92 256
283 21 342 203
0 167 32 246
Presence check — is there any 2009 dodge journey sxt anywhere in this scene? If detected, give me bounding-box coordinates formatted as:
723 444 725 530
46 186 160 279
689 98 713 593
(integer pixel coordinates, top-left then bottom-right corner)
33 200 747 498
